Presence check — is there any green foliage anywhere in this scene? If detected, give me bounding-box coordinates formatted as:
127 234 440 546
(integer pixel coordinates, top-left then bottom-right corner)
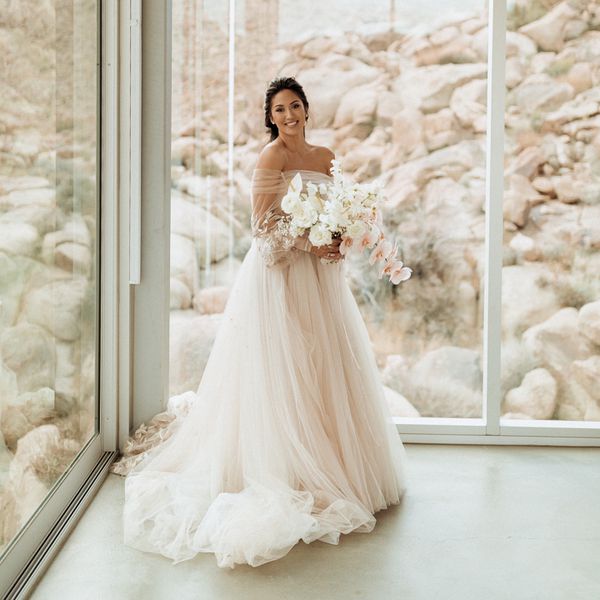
545 57 576 78
555 273 599 309
378 216 470 342
506 0 550 31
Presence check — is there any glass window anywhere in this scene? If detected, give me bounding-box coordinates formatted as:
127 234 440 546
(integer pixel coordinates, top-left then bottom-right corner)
501 2 600 422
169 0 488 420
0 0 99 555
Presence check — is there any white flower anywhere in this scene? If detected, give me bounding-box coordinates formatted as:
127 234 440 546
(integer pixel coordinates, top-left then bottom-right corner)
281 192 301 214
347 220 367 238
308 223 333 246
290 200 318 228
288 172 303 194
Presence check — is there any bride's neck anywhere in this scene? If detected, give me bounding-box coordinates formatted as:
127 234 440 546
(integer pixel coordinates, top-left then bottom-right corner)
278 133 310 156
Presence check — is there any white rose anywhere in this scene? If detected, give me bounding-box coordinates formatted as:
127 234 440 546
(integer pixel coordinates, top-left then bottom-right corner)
347 220 366 238
281 192 301 214
308 223 333 247
291 201 318 228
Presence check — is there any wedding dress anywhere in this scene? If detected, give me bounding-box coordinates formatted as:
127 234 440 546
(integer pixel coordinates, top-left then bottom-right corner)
116 168 409 569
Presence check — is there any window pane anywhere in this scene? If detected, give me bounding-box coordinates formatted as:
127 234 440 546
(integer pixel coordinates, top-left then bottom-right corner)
0 0 99 554
501 1 600 422
170 0 488 419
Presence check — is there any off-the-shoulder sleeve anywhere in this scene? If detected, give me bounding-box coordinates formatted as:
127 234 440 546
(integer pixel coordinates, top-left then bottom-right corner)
250 168 312 269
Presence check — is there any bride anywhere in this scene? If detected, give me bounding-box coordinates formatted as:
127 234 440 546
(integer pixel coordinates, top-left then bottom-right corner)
114 76 409 569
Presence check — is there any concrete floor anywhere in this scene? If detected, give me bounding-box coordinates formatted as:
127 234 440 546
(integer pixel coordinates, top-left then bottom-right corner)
30 444 600 600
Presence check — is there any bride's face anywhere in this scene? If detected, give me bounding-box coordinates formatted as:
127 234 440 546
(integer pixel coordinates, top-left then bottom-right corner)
270 89 306 136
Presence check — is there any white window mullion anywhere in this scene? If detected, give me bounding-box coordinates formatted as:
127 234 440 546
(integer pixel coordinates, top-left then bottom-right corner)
483 0 506 436
100 0 119 450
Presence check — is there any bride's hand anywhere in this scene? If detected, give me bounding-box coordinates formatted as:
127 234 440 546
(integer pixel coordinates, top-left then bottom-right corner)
310 237 344 261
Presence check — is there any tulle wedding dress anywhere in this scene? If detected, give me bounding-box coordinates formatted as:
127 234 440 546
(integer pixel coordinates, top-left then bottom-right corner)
116 168 409 569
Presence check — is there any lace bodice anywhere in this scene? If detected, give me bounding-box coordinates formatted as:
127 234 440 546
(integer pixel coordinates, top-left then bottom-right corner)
250 168 333 268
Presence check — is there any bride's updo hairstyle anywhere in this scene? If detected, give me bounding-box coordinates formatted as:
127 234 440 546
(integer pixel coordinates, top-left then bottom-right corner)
264 76 310 142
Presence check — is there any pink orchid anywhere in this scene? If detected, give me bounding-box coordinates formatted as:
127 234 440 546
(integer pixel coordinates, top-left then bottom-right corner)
339 235 353 255
390 261 413 285
369 238 392 265
377 257 394 279
385 241 399 262
358 226 380 251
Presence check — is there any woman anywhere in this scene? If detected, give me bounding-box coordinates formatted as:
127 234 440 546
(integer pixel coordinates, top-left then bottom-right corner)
117 76 409 569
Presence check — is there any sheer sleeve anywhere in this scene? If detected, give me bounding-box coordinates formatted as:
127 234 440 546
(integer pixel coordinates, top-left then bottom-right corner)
250 168 312 268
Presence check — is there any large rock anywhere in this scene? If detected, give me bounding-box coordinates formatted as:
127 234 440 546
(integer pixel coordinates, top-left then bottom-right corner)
0 358 18 412
383 385 420 418
450 79 487 132
2 187 56 209
519 1 584 52
298 55 380 127
503 368 557 419
193 285 230 315
200 256 243 288
171 190 230 265
422 176 479 244
522 308 596 375
505 56 526 89
169 310 223 396
508 73 575 113
392 62 487 114
0 253 46 328
0 205 59 237
54 243 92 276
406 26 478 66
542 86 600 132
13 387 56 425
340 128 386 180
521 308 598 421
502 265 561 338
578 300 600 346
509 232 539 261
414 346 482 391
375 90 404 127
170 233 198 297
41 217 93 274
0 323 56 394
506 146 546 179
333 82 379 129
383 139 483 214
391 107 424 152
571 356 600 403
552 174 580 204
0 176 50 195
423 108 460 151
0 222 39 256
395 346 483 418
170 277 192 310
381 354 410 393
503 189 531 227
22 278 88 342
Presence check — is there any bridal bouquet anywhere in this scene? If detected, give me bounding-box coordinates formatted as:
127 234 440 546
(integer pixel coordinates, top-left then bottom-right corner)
277 160 412 285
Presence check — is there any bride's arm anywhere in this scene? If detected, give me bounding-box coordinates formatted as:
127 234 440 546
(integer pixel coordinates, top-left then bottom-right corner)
251 146 312 267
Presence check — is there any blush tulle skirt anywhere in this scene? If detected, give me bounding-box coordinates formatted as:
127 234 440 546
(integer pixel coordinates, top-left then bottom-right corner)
121 239 408 569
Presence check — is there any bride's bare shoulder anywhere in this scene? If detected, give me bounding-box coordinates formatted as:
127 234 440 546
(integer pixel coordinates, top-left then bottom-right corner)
256 141 286 170
313 145 336 172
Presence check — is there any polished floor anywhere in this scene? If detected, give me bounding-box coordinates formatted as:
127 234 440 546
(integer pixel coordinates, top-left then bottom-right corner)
30 444 600 600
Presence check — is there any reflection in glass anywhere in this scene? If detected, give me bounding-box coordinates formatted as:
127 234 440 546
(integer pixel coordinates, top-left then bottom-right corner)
0 1 98 554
